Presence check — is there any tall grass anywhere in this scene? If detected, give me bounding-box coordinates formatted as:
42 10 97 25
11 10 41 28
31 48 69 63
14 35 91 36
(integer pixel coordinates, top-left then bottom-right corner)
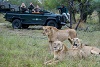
0 14 7 23
0 25 100 67
0 11 100 67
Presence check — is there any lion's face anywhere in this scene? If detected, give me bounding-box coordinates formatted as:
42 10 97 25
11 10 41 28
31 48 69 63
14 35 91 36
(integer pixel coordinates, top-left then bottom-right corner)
53 41 63 51
71 38 81 48
43 26 52 36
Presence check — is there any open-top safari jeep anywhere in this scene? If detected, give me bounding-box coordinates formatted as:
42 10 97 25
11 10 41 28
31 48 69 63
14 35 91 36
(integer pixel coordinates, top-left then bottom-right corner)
4 8 69 29
0 0 19 13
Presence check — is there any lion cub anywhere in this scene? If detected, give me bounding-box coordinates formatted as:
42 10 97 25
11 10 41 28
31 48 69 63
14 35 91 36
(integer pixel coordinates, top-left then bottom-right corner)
43 26 77 53
44 41 85 65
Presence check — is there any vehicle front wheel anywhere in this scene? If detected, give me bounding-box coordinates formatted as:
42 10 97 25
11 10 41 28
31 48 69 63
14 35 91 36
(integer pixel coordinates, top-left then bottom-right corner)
58 25 62 29
12 19 22 29
47 20 58 28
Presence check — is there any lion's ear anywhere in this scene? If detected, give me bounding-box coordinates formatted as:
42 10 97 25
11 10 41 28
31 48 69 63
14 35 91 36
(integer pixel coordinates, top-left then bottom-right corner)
43 26 45 29
77 38 82 43
49 26 52 30
50 27 52 30
68 37 73 44
79 39 82 42
53 27 58 31
63 44 68 51
80 43 83 48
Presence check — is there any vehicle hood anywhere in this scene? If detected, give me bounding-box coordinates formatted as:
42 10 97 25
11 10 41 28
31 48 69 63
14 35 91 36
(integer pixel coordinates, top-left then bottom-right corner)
44 12 61 17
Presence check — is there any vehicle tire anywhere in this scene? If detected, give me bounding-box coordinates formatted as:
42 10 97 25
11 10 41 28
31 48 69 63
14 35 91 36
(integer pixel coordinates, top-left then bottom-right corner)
58 25 62 29
22 24 29 29
1 5 5 9
47 20 58 29
12 19 22 29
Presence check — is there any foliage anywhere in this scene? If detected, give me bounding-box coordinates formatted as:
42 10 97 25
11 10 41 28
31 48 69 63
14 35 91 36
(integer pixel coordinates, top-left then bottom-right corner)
91 0 100 23
7 0 100 13
1 0 100 24
44 0 68 9
8 0 40 7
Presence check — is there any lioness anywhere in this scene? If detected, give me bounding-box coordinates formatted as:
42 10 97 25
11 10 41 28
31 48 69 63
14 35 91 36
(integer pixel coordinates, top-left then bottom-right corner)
43 26 77 52
69 38 100 56
44 41 85 65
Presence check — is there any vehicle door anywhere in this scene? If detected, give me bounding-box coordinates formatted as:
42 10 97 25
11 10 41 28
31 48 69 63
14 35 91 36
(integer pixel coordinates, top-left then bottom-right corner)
20 12 47 25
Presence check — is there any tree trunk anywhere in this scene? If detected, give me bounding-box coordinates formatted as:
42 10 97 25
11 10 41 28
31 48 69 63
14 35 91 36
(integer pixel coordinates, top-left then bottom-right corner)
79 1 89 23
69 0 77 28
72 12 76 23
98 12 100 23
81 13 88 22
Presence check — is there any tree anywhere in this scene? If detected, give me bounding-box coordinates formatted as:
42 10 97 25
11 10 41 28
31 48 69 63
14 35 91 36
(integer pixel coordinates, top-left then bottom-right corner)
92 0 100 23
75 0 93 22
8 0 99 24
43 0 68 9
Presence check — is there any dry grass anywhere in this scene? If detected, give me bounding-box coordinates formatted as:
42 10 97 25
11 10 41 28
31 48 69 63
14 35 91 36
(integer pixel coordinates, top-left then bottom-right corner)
0 12 100 67
0 14 8 23
0 24 100 67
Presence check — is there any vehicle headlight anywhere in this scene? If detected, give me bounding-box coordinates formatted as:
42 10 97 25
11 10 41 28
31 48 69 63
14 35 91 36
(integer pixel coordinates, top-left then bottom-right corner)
57 16 61 21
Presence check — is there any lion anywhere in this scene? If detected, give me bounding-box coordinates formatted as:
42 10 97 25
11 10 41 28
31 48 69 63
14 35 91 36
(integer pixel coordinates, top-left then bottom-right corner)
68 38 100 56
43 26 77 52
44 41 85 65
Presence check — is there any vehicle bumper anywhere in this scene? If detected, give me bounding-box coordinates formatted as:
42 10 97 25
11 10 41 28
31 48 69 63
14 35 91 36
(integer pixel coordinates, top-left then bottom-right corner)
60 22 66 25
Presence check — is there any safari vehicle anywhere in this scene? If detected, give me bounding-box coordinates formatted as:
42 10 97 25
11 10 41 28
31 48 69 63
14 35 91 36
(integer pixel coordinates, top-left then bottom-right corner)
4 9 68 29
0 0 19 13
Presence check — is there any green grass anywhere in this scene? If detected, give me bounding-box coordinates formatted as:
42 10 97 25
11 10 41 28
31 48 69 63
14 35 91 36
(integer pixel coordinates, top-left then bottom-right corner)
0 14 8 23
0 12 100 67
0 25 100 67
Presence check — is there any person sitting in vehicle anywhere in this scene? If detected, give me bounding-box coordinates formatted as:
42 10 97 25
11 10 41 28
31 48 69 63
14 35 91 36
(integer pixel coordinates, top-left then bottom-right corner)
34 5 41 13
20 3 27 13
28 2 35 13
57 5 70 22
